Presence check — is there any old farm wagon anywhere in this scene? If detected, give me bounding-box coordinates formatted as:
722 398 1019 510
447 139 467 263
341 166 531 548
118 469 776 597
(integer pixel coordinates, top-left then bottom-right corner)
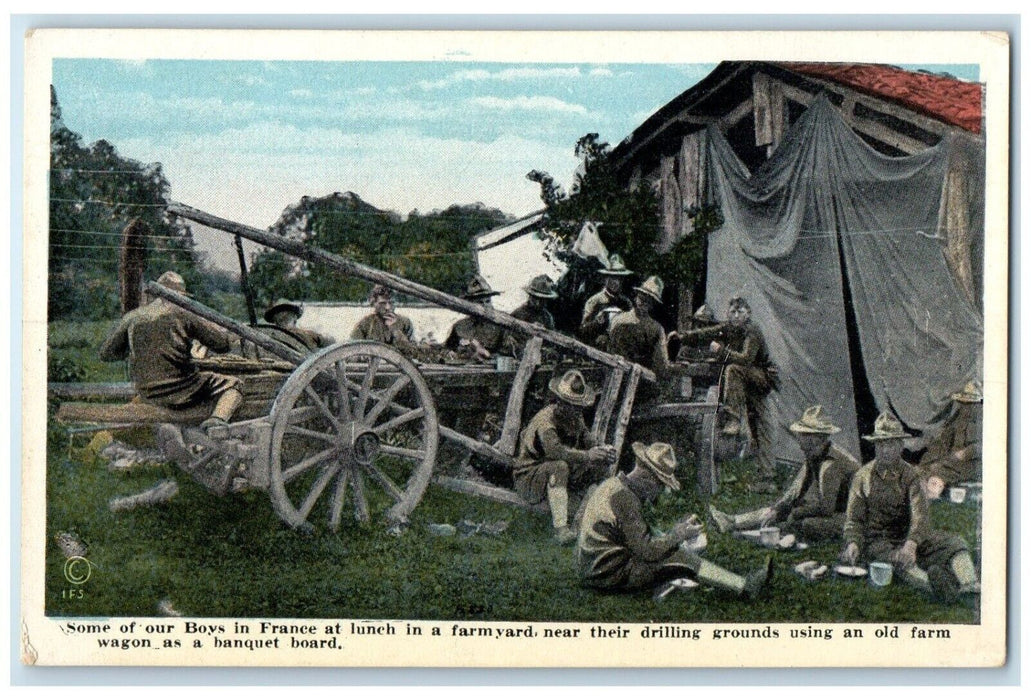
55 202 722 534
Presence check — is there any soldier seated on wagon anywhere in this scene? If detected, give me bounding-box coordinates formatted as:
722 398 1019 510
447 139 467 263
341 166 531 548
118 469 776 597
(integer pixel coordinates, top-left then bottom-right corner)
445 275 508 362
350 285 416 353
608 275 681 401
246 299 334 357
579 253 633 350
98 271 243 434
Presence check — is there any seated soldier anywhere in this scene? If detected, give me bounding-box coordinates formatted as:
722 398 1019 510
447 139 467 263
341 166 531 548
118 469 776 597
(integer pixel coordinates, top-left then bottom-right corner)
577 441 774 597
609 276 679 402
919 381 982 500
445 275 507 361
710 406 861 542
841 412 980 602
252 299 334 356
514 370 617 544
506 275 558 357
580 253 633 349
98 271 243 434
350 285 416 352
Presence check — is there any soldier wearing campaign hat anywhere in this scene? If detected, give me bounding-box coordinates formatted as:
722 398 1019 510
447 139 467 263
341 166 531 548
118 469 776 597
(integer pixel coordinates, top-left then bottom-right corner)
445 275 507 361
919 380 983 500
580 254 634 349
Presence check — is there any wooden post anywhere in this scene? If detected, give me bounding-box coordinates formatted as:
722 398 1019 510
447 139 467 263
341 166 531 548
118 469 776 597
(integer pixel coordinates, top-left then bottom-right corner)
591 367 624 444
119 219 149 314
608 365 641 475
234 234 258 326
167 202 654 383
494 337 542 456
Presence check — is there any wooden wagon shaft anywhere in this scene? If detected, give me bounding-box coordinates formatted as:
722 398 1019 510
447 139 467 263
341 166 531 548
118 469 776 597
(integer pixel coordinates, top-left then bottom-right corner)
493 336 542 455
146 282 306 366
167 201 655 383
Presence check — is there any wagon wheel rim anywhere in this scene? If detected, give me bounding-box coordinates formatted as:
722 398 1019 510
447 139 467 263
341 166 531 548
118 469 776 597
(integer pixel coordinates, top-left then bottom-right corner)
268 341 438 531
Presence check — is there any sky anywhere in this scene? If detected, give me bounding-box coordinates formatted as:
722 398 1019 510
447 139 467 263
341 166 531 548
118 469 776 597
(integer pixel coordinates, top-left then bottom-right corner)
49 59 978 272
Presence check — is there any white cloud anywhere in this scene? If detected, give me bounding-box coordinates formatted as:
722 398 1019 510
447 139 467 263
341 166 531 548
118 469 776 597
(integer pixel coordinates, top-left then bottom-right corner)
589 67 614 77
417 66 583 90
289 89 313 98
468 95 589 115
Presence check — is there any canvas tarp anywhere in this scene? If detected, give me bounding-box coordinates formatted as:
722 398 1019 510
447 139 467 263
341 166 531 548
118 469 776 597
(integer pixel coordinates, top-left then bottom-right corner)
703 96 984 461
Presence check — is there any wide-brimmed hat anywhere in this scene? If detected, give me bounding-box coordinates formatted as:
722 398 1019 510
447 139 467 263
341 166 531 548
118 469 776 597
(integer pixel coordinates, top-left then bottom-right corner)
633 275 664 304
692 304 715 324
548 369 596 407
862 412 912 441
789 405 841 435
951 380 983 404
462 274 501 300
599 253 633 277
155 271 189 296
368 284 394 303
523 275 558 299
631 441 681 491
263 299 303 322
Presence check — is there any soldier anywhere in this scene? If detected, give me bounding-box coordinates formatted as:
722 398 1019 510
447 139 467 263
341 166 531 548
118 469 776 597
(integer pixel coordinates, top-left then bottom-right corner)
919 381 983 500
99 271 243 434
841 412 980 602
256 299 334 355
608 275 676 402
514 370 617 544
445 275 507 361
350 285 416 352
710 406 861 542
580 253 633 349
577 441 774 597
511 275 557 330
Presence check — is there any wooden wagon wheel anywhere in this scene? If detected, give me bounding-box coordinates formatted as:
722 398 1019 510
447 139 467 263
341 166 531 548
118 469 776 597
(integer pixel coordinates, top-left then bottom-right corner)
267 341 438 531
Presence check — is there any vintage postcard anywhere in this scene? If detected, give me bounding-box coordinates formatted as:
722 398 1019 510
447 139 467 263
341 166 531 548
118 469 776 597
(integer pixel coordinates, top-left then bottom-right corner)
21 28 1009 667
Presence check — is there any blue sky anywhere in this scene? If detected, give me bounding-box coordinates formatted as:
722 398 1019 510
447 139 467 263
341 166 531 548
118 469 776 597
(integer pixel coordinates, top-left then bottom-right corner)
50 59 978 269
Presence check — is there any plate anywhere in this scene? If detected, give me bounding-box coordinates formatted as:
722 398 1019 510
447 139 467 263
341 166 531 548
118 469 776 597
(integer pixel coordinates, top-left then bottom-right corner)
833 564 868 578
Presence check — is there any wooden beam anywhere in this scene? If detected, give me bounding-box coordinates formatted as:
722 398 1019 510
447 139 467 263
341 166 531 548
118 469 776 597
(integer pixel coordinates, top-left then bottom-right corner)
439 425 515 469
48 382 135 399
591 367 624 443
168 202 654 382
631 401 719 421
433 475 548 513
717 97 754 132
608 365 641 475
494 337 542 456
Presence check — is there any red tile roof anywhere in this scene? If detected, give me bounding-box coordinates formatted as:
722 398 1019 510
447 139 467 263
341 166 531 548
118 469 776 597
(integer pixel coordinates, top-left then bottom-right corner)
778 62 983 134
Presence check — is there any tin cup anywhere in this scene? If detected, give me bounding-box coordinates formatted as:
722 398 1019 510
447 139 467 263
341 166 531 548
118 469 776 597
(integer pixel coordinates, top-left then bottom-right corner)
869 561 893 587
949 487 967 504
759 526 780 547
495 356 515 372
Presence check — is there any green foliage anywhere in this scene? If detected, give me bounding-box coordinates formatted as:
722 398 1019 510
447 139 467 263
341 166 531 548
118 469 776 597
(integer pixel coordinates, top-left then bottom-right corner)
49 86 206 321
248 193 510 305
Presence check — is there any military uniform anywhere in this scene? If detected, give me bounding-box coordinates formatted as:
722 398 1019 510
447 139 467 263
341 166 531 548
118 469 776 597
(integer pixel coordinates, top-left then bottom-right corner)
844 459 969 591
772 443 860 540
351 312 416 350
577 473 702 590
445 316 507 357
514 404 602 504
99 300 240 408
609 309 672 376
919 402 982 487
580 288 631 348
511 302 555 330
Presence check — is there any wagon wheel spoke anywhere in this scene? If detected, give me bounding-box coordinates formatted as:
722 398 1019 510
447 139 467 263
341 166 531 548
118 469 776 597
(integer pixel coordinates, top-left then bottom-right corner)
304 385 342 432
350 465 370 522
334 360 353 422
355 356 382 418
360 462 404 503
285 424 338 443
379 444 428 463
363 375 411 426
371 407 425 436
282 446 340 484
329 466 351 532
298 459 344 522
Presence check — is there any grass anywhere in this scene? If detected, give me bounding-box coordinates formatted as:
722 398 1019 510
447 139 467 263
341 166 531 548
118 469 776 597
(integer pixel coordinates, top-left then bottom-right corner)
44 321 981 624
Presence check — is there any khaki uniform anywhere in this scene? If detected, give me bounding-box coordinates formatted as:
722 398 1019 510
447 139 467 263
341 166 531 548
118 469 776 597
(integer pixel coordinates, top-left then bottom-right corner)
350 313 415 351
514 404 602 504
844 459 969 595
99 300 240 408
244 324 333 358
511 302 555 330
580 289 631 348
445 316 507 357
772 443 860 541
577 474 701 590
919 403 982 486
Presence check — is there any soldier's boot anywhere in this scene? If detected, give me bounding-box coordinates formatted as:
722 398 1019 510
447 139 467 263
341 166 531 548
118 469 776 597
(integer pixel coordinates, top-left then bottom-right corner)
547 485 576 545
899 565 934 594
203 389 244 436
950 551 981 597
696 555 773 599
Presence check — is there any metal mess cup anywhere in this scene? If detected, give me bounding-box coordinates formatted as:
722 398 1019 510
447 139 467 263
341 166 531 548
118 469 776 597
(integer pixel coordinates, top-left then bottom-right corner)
495 356 515 372
869 561 893 587
759 526 780 547
949 487 967 504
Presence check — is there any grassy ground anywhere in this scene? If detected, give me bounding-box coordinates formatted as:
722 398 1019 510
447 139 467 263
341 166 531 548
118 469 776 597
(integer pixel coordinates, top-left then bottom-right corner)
45 321 980 623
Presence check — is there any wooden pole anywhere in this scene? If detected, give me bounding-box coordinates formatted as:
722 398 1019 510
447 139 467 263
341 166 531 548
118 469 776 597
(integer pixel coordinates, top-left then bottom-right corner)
234 234 258 326
167 202 654 382
609 365 641 475
494 336 543 456
119 218 149 314
145 282 305 366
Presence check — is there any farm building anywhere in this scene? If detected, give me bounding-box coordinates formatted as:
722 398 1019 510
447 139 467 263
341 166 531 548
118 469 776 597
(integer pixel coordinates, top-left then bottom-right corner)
609 61 986 461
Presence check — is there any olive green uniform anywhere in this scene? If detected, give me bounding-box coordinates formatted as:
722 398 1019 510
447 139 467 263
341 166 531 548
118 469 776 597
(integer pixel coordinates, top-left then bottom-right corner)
577 474 701 590
919 403 982 486
99 300 240 408
514 404 603 504
844 459 969 596
445 316 507 357
770 443 860 540
350 312 415 351
580 289 631 348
